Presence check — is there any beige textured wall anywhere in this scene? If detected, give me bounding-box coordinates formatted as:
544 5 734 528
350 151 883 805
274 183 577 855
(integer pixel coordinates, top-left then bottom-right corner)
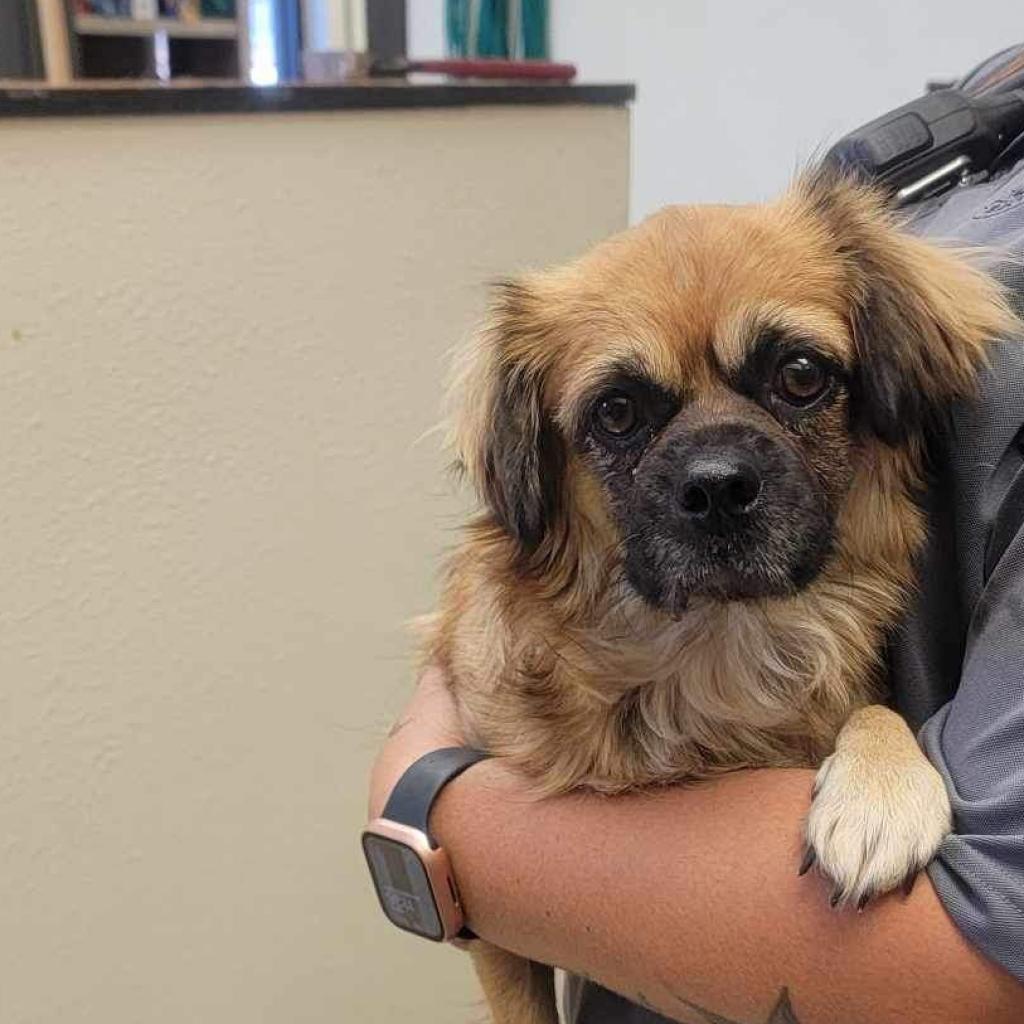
0 105 629 1023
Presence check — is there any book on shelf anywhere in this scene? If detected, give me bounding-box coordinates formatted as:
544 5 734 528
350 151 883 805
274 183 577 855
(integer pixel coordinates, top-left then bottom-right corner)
74 0 236 20
200 0 235 16
158 0 236 17
75 0 132 15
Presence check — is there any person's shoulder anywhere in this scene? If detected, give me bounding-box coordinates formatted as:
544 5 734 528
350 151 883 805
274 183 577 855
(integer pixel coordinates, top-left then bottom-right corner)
905 164 1024 464
956 335 1024 457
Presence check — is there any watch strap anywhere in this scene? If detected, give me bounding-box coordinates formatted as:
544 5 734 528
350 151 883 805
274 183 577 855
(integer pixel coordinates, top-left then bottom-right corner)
382 746 489 848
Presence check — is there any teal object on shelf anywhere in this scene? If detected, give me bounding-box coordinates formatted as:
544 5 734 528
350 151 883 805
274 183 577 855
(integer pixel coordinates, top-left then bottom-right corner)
445 0 549 59
476 0 507 58
518 0 547 58
446 0 471 58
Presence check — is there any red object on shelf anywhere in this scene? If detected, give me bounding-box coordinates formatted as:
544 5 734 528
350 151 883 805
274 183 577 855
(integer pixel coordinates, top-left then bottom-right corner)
374 58 577 82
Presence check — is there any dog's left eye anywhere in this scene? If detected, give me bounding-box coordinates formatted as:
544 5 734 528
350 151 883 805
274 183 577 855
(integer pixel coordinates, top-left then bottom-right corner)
774 355 831 406
593 390 642 439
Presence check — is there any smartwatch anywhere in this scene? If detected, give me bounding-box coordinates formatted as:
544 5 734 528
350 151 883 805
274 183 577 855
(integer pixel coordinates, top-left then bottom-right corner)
362 747 488 942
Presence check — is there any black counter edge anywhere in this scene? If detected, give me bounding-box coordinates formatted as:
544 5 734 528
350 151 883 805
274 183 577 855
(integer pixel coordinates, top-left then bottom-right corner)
0 82 635 119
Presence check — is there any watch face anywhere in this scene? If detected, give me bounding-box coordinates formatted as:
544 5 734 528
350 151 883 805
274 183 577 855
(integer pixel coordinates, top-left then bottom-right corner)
362 833 444 941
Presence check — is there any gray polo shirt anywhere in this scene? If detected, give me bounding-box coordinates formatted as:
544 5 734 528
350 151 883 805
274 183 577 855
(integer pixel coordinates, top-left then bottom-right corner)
567 164 1024 1022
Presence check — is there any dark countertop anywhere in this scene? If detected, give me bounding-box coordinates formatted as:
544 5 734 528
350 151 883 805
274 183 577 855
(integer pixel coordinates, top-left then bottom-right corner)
0 80 635 119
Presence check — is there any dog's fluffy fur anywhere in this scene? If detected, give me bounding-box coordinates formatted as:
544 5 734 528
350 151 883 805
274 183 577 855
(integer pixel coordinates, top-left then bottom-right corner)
420 170 1017 1024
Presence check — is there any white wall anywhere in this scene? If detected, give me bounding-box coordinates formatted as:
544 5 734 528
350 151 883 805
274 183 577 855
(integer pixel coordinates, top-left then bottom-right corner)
0 103 629 1024
550 1 1022 220
408 0 446 57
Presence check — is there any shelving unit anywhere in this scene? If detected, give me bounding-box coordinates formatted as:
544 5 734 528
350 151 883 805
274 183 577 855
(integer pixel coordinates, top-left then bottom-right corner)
75 15 239 39
59 2 248 81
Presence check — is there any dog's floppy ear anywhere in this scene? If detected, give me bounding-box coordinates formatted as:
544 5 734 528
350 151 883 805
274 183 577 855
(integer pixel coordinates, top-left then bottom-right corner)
449 278 565 554
800 168 1017 444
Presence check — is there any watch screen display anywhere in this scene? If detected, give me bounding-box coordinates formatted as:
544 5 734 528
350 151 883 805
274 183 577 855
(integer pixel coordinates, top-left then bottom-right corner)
362 833 444 940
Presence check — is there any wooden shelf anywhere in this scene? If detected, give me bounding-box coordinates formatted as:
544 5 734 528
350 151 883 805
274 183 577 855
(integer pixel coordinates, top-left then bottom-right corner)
74 15 238 40
57 1 248 84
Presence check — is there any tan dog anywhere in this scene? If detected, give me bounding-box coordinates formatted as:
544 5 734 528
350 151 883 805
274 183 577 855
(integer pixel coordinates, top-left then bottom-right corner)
421 169 1017 1024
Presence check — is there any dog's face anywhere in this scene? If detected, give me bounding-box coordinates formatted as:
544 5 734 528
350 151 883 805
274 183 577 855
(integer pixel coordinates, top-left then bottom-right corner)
580 324 849 610
454 172 1012 615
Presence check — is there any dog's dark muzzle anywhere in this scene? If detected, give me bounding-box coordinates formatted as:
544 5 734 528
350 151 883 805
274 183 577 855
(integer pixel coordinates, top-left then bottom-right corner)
624 420 832 609
654 422 779 541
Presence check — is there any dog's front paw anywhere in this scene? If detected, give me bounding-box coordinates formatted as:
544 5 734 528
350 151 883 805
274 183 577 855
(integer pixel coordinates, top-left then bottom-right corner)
801 706 952 909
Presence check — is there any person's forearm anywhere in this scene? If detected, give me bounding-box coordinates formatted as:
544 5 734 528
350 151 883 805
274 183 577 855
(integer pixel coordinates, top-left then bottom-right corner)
433 764 1024 1024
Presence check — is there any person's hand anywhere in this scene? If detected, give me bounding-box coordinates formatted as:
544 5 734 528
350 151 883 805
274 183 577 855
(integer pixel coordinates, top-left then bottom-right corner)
367 665 466 820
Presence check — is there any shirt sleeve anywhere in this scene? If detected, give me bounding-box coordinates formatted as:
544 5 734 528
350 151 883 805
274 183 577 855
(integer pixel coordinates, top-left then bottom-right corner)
919 500 1024 983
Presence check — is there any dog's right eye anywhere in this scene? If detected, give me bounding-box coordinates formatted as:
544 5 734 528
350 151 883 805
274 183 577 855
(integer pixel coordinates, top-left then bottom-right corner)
774 355 831 407
593 390 641 439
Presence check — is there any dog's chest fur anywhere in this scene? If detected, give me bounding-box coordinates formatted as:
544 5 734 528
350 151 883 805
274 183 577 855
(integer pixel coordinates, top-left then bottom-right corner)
429 533 902 796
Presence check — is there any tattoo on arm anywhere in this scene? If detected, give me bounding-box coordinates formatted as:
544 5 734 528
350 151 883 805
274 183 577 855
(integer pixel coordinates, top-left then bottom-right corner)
656 987 801 1024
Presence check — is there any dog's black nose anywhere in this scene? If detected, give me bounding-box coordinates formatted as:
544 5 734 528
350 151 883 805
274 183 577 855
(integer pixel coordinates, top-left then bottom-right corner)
678 455 762 528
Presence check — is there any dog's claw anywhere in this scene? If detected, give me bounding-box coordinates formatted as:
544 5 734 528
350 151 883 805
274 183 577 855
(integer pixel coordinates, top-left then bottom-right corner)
829 888 842 908
902 870 918 897
856 891 871 911
798 847 816 876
